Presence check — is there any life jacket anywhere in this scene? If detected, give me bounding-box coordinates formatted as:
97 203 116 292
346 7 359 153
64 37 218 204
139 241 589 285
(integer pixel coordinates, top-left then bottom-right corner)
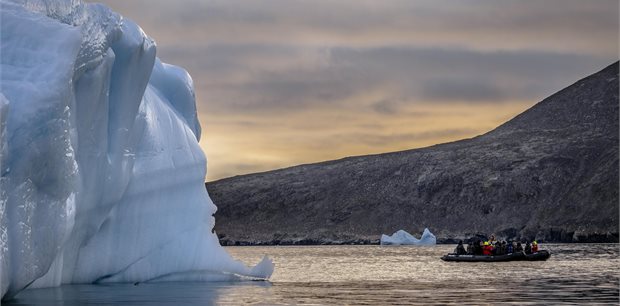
482 245 493 255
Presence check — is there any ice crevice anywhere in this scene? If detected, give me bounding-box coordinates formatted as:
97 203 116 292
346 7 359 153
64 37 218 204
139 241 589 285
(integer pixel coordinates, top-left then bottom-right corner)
90 222 212 284
89 230 185 284
0 0 274 300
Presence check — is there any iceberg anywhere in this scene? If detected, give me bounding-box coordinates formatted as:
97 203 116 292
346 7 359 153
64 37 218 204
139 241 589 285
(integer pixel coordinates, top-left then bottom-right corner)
0 0 273 300
380 228 437 245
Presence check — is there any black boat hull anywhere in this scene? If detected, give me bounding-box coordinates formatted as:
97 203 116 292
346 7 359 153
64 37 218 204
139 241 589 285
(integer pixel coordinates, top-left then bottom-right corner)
441 250 550 262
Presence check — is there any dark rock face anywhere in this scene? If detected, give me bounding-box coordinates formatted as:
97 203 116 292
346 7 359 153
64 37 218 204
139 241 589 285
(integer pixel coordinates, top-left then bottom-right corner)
207 62 619 245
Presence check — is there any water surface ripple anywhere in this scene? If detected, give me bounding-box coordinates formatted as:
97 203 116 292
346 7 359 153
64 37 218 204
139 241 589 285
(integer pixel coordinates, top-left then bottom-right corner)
7 244 619 305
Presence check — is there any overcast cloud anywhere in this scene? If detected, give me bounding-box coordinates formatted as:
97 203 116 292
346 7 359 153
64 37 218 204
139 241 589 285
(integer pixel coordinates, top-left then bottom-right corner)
93 0 618 180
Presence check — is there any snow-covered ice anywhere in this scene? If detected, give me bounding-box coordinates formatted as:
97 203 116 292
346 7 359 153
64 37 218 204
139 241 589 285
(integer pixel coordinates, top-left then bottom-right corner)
380 228 437 245
0 0 273 300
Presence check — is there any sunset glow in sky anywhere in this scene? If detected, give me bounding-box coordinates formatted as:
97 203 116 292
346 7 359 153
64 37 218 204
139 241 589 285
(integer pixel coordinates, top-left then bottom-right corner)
94 0 618 181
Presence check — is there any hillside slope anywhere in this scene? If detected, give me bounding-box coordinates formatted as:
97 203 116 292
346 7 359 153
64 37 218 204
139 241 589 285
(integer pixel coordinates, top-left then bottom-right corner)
208 62 619 244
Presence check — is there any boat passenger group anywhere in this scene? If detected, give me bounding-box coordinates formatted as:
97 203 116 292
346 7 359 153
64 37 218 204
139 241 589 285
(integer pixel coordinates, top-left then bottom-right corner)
453 235 540 256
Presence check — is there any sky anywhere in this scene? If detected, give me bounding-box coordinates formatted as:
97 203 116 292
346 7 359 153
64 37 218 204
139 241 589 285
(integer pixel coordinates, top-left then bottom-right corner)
92 0 618 181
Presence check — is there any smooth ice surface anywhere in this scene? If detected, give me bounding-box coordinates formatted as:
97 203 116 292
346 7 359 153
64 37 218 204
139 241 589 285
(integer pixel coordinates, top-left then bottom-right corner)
380 228 437 245
0 0 272 300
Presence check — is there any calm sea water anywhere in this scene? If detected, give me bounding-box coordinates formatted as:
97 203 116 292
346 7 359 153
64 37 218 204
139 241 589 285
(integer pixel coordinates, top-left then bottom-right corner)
6 244 619 305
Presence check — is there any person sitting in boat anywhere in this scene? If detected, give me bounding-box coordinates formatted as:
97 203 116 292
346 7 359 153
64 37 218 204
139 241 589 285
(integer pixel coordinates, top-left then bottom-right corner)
455 240 467 255
532 241 539 253
466 241 474 254
524 241 532 254
515 242 523 252
482 241 493 255
486 234 496 246
507 241 514 254
493 241 502 255
475 240 484 255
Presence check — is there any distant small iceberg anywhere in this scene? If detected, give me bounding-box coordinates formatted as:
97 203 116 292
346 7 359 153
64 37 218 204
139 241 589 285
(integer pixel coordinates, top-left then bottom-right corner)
380 228 436 245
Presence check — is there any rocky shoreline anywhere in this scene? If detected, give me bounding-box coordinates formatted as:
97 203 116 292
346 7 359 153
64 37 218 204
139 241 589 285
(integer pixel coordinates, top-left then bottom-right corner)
218 231 619 246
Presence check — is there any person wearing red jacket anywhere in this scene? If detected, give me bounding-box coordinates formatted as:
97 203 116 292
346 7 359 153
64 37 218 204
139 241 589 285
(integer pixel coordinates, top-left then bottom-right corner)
482 241 493 255
532 241 539 253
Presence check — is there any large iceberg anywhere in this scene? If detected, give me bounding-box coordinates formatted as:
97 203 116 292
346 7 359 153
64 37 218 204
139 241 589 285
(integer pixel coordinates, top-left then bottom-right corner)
0 0 273 300
380 228 437 245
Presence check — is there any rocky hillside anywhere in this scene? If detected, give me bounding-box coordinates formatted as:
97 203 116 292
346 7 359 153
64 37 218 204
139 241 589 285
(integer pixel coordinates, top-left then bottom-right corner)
207 62 619 245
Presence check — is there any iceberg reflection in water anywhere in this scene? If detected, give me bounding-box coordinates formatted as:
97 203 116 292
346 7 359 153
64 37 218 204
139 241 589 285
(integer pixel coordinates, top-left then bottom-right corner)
6 244 618 305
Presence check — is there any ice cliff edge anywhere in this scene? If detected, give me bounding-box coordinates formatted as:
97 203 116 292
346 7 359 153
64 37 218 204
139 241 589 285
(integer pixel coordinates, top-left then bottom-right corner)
0 0 273 300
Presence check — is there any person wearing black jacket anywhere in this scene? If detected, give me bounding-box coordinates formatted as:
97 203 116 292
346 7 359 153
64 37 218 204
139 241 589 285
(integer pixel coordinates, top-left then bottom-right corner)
525 241 532 254
515 242 524 252
454 240 467 255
